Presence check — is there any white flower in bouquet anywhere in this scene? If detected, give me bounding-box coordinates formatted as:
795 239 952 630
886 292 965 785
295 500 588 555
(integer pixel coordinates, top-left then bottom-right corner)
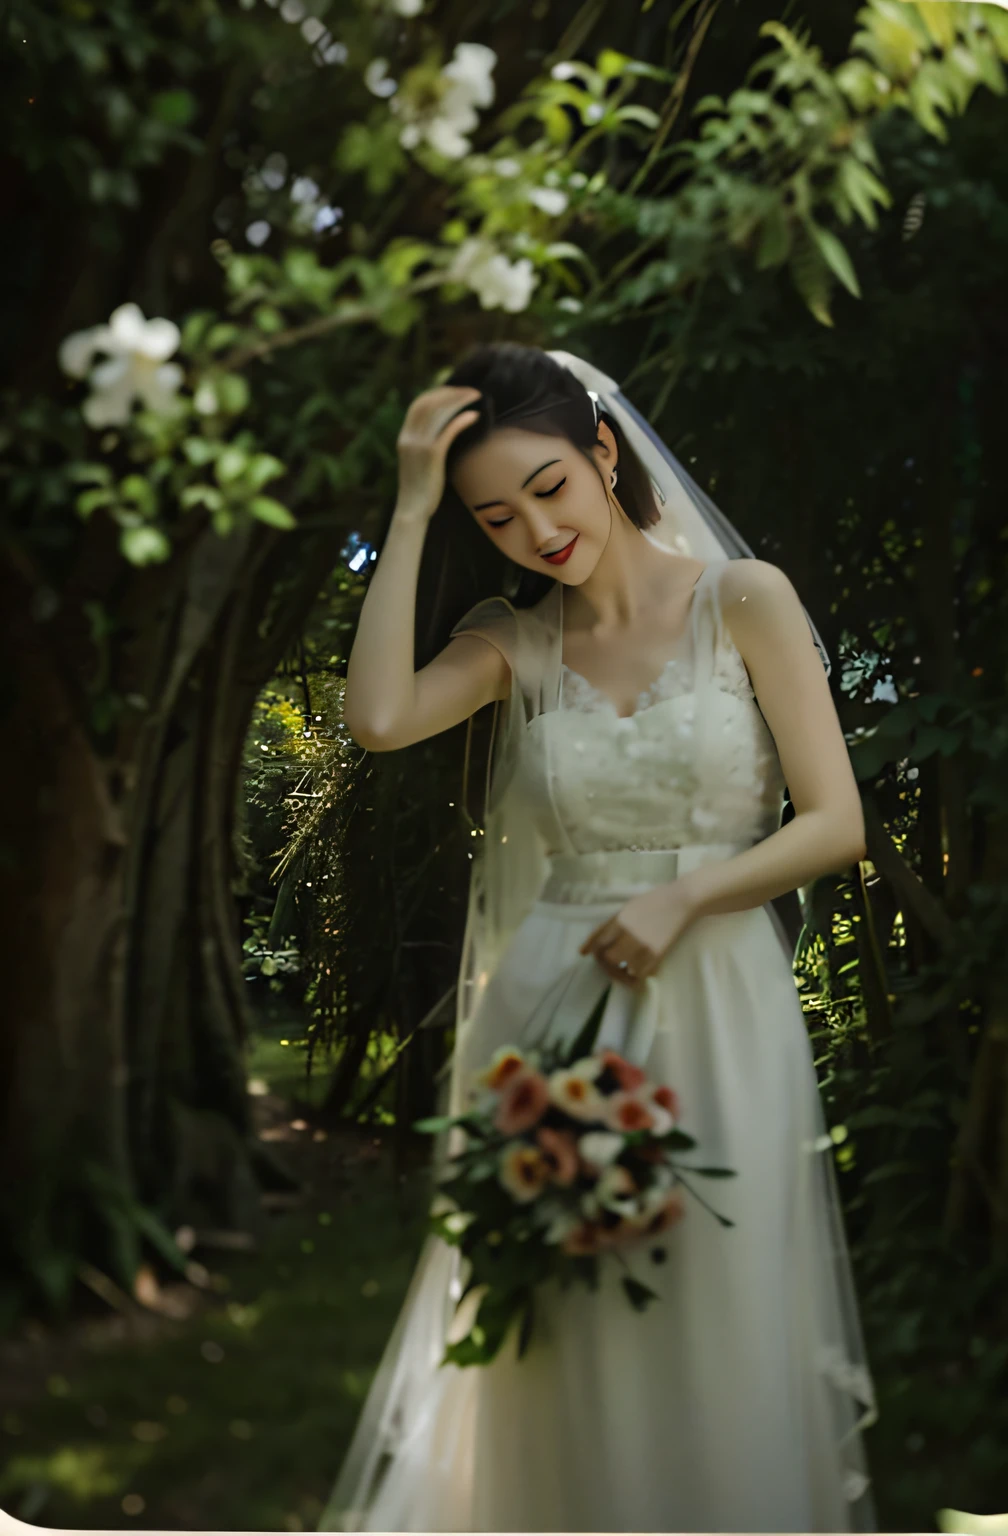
648 1162 677 1193
474 1045 527 1093
59 302 184 428
567 1055 605 1081
546 1063 607 1122
576 1130 625 1173
582 1163 638 1222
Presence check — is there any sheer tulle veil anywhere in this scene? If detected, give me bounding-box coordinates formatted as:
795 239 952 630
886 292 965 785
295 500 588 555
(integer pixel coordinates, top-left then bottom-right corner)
317 351 878 1532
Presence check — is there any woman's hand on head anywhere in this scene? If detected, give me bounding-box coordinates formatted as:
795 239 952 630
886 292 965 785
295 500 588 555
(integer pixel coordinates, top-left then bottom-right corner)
394 386 482 525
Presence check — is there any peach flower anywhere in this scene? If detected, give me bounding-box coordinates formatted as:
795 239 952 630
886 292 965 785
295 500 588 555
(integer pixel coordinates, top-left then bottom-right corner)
535 1126 580 1186
493 1069 551 1135
498 1143 551 1203
651 1083 680 1122
598 1216 645 1252
559 1220 606 1256
598 1050 647 1092
603 1091 673 1137
604 1091 659 1134
562 1213 637 1255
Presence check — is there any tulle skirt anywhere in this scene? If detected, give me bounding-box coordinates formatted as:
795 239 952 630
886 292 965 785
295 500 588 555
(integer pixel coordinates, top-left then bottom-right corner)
319 845 878 1533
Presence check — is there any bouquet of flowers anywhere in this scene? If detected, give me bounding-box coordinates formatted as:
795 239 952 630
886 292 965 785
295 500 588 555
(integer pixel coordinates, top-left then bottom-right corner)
414 982 735 1368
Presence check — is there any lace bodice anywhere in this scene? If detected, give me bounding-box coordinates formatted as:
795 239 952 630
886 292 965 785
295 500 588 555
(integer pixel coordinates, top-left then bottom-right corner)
510 627 787 856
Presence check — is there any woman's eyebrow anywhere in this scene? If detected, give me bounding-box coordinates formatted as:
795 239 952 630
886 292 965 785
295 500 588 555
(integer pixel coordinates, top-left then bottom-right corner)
472 459 562 512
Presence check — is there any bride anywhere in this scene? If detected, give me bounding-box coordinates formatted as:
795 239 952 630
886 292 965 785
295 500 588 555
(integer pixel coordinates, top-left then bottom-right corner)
318 343 879 1533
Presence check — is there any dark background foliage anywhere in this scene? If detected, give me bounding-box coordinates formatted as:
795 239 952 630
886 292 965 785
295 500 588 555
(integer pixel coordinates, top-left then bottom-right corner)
1 0 1007 1528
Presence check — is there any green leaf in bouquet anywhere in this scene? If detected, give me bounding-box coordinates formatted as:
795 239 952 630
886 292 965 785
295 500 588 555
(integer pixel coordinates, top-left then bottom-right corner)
516 1290 536 1359
467 1157 500 1182
430 1214 467 1246
456 1266 483 1310
457 1114 491 1139
674 1171 736 1229
412 1114 459 1134
442 1285 525 1369
529 1196 567 1230
686 1166 737 1178
442 1333 491 1368
460 1223 485 1257
661 1128 697 1150
622 1275 660 1312
565 984 613 1064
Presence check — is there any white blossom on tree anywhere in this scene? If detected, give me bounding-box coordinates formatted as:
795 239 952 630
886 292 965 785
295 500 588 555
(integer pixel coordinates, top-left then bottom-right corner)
448 238 538 312
528 186 568 216
58 303 184 429
364 57 397 97
393 42 496 160
390 0 423 14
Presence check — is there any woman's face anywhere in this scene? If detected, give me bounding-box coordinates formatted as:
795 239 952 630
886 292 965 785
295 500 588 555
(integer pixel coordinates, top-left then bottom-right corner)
451 423 618 581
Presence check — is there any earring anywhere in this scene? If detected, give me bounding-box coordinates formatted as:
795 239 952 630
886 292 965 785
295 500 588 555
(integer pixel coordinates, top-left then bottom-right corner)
610 469 618 489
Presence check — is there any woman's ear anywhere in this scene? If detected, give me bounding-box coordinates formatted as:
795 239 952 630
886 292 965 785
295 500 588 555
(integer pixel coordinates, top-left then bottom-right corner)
593 419 618 476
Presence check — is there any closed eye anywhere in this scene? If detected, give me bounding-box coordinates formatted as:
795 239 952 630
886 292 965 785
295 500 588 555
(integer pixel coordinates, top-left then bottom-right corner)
487 478 566 528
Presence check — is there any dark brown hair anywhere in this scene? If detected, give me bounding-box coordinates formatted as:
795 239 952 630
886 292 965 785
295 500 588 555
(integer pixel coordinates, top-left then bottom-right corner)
402 342 661 670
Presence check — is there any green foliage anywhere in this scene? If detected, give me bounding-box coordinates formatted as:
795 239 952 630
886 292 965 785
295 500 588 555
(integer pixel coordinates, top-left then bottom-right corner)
0 1133 430 1531
6 0 1007 589
0 1156 189 1332
4 0 1008 1522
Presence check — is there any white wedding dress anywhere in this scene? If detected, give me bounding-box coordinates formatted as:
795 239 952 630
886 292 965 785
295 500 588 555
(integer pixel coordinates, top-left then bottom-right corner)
320 560 878 1534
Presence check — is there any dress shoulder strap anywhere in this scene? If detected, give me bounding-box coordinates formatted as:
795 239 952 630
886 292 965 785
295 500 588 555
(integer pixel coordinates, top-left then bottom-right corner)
450 584 562 719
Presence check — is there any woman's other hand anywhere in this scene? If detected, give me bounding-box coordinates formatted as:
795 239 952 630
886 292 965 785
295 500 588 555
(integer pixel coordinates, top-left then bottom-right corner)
578 882 699 986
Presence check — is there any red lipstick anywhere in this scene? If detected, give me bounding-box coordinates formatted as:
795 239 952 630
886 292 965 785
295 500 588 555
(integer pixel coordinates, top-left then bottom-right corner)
542 534 579 566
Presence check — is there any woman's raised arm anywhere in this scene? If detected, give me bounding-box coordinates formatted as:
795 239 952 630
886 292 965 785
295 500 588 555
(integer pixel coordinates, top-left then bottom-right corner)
342 384 509 751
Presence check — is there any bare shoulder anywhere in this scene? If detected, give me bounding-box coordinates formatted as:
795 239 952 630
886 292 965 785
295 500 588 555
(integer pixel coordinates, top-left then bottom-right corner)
715 558 807 651
717 556 796 607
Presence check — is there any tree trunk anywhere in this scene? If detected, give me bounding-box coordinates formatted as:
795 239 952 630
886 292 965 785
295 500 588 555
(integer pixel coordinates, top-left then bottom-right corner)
0 520 339 1321
0 555 132 1318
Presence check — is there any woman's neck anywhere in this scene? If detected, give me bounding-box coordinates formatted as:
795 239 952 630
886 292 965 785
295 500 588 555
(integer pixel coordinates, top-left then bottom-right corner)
562 519 689 637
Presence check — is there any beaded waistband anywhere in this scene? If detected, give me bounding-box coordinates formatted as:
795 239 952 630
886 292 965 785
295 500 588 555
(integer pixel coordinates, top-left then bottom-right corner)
538 842 749 904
